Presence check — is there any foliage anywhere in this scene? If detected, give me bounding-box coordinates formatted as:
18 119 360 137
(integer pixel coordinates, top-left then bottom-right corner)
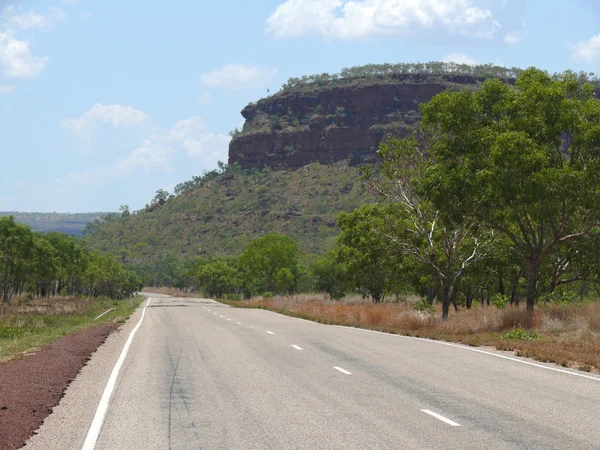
335 204 404 303
279 62 528 93
311 252 350 300
412 298 436 315
197 260 242 298
491 294 509 309
501 328 540 341
0 216 142 304
420 68 600 312
85 161 373 260
238 234 300 294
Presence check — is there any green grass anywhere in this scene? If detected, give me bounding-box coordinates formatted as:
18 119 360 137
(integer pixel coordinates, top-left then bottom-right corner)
0 295 145 362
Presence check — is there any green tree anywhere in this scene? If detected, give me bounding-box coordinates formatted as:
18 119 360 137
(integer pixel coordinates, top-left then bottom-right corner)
420 68 600 312
311 251 350 300
335 204 402 303
365 135 488 318
238 234 299 294
197 260 241 298
0 216 33 303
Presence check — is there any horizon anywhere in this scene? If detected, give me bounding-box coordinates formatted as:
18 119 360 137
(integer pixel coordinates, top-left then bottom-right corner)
2 0 599 213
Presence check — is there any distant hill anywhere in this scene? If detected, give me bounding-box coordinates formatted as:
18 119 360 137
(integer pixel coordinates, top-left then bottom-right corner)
84 161 375 260
1 212 107 236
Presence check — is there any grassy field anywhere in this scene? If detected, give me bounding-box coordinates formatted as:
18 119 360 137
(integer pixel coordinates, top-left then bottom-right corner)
0 295 145 362
218 294 600 374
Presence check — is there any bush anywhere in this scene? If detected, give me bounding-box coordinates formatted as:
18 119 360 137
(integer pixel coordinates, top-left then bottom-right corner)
501 328 540 341
412 298 436 315
492 294 509 309
261 292 274 299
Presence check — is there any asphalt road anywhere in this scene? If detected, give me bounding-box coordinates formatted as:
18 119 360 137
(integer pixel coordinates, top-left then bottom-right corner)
25 295 600 450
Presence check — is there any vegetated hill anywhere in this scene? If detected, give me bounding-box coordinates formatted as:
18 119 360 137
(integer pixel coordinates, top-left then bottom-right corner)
0 211 106 236
229 61 599 170
84 161 375 261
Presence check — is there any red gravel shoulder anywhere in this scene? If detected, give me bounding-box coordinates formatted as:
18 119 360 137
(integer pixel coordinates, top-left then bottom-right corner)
0 324 118 450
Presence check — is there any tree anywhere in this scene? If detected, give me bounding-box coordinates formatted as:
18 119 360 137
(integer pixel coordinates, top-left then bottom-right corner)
335 204 402 303
364 135 489 318
311 252 350 300
420 68 600 313
119 205 130 218
238 234 299 294
197 260 241 298
0 217 33 303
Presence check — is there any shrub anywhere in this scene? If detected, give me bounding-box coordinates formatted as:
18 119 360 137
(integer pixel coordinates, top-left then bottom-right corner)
261 292 274 299
502 328 540 341
492 294 509 309
412 298 436 315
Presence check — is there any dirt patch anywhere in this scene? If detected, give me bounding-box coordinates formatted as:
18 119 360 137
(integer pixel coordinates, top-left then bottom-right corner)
0 323 118 450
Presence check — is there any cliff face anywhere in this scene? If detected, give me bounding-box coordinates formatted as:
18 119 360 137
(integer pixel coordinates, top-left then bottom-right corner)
229 75 495 170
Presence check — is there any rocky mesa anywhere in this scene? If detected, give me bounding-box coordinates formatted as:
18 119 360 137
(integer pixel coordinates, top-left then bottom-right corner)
228 72 508 170
228 65 600 171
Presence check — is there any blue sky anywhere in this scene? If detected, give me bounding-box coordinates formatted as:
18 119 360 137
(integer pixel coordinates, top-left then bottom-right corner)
1 0 599 213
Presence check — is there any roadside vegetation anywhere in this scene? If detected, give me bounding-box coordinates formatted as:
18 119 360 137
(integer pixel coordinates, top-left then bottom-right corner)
0 215 143 304
0 295 145 361
0 216 145 361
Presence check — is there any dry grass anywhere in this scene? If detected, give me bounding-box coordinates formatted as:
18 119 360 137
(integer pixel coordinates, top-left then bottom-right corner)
222 294 600 373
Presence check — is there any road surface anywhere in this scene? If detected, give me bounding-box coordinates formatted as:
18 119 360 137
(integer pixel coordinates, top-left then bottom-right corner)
25 295 600 449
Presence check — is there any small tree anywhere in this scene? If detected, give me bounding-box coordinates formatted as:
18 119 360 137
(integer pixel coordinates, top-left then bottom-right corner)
335 204 403 303
238 234 300 294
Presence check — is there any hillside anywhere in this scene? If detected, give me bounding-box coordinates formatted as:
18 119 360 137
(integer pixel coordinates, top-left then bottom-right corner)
0 212 106 236
84 161 375 260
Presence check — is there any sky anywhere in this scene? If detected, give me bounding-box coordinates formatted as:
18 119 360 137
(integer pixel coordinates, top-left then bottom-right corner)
0 0 599 213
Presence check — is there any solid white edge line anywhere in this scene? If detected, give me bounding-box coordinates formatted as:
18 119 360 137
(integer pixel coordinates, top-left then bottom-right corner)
257 309 600 382
82 297 152 450
421 409 461 427
291 345 303 350
334 366 352 375
93 308 116 321
266 331 275 335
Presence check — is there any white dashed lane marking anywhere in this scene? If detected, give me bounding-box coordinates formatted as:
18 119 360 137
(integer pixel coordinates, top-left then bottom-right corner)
421 410 461 427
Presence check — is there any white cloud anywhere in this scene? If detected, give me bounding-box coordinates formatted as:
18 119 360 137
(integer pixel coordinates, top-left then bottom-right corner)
200 63 278 90
61 104 151 142
0 30 48 78
266 0 502 41
58 110 230 187
61 0 78 5
5 7 65 31
443 52 477 65
572 33 600 65
0 4 67 86
503 31 523 44
0 84 15 94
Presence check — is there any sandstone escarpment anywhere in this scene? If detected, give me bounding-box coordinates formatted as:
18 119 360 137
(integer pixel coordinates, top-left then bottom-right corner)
229 74 500 170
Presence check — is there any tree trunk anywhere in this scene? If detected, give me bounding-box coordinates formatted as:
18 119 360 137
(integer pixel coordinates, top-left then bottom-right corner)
426 286 435 305
441 284 450 320
526 259 538 314
498 272 505 296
